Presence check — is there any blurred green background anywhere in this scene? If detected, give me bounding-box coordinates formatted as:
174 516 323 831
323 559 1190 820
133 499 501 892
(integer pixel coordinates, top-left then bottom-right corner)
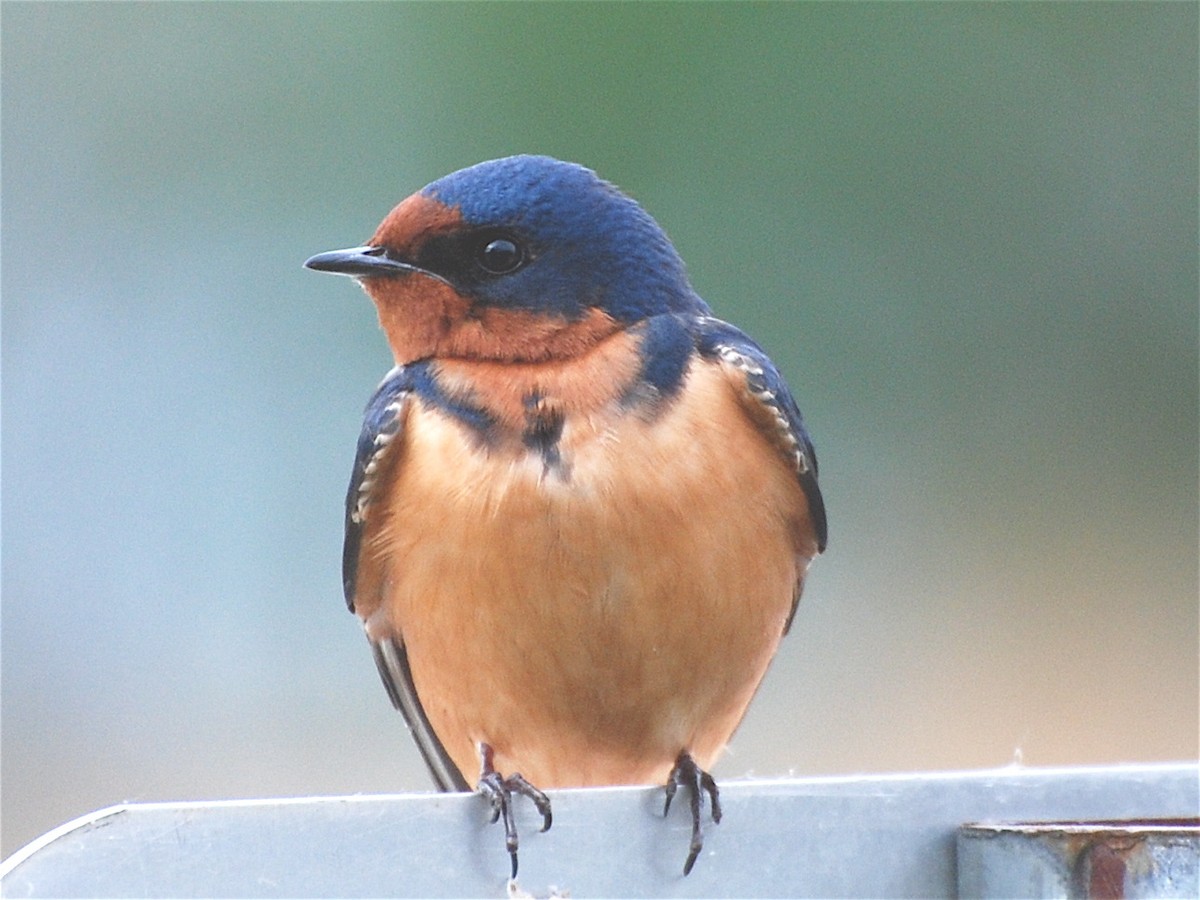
3 2 1197 859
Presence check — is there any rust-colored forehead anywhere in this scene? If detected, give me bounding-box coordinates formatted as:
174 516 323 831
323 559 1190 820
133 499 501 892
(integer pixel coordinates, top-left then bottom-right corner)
369 192 463 254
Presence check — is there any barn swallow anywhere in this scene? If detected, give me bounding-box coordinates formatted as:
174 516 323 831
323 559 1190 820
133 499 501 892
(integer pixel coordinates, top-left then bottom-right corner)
305 155 826 877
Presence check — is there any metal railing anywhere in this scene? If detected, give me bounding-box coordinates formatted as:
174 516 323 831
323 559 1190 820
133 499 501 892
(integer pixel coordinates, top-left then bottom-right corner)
2 763 1196 898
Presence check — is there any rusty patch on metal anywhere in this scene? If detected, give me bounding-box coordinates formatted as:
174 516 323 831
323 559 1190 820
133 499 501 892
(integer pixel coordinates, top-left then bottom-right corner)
963 819 1199 899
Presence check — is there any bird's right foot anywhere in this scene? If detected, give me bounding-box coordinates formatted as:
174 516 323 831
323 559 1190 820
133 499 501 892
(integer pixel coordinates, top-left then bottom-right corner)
477 743 552 878
663 750 722 875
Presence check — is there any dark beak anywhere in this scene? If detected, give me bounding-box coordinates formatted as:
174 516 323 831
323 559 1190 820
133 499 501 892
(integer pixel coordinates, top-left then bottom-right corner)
304 245 424 279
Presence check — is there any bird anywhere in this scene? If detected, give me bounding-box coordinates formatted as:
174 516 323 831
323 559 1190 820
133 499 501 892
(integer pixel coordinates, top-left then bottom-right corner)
304 155 826 878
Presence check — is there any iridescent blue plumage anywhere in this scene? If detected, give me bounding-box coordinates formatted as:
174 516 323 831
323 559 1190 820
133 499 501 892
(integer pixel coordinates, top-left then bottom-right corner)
421 155 710 322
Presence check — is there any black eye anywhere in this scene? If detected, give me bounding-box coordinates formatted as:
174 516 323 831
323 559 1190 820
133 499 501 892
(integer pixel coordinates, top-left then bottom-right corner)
476 236 524 274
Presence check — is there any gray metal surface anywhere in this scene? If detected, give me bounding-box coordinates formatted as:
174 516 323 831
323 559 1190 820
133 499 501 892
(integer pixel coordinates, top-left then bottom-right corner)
2 763 1196 898
958 819 1200 899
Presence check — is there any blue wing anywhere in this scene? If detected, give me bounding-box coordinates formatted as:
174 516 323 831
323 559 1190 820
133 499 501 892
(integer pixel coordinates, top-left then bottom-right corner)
343 365 471 792
342 366 412 610
693 316 828 556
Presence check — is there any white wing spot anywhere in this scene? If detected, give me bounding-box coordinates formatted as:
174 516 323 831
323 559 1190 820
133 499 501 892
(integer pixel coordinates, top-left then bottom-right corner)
353 391 410 525
716 342 806 478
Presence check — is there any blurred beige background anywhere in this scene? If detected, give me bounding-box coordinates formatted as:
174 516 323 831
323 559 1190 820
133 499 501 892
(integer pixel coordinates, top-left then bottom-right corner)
3 2 1197 858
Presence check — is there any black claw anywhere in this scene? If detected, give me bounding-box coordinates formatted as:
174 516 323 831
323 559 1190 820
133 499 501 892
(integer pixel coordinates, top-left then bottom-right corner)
663 774 679 817
477 744 552 878
700 769 722 824
664 751 721 876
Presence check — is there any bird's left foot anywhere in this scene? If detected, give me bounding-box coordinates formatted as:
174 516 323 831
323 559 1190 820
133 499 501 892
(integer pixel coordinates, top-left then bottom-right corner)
663 750 722 875
477 743 552 878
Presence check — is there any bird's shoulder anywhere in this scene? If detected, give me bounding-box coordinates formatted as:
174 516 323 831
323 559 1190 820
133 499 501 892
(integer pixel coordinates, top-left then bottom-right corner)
690 315 828 553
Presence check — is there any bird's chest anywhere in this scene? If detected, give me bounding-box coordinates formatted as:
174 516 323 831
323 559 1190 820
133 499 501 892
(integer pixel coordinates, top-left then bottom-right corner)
376 387 691 591
365 359 801 640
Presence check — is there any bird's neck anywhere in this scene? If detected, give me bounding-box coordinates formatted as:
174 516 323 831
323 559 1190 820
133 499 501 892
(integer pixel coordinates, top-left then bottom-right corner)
426 325 648 435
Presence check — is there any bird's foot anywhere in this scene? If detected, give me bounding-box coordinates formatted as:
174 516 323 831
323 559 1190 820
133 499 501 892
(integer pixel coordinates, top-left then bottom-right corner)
663 750 722 875
477 743 552 878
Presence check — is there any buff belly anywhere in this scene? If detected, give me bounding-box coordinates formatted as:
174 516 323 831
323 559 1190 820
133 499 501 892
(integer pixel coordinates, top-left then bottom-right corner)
362 362 813 787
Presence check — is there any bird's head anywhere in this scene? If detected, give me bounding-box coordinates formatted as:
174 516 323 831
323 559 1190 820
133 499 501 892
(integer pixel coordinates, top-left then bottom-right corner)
306 155 703 365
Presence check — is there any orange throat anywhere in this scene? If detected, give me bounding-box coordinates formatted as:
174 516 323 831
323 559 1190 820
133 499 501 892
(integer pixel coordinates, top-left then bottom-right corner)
361 275 622 367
